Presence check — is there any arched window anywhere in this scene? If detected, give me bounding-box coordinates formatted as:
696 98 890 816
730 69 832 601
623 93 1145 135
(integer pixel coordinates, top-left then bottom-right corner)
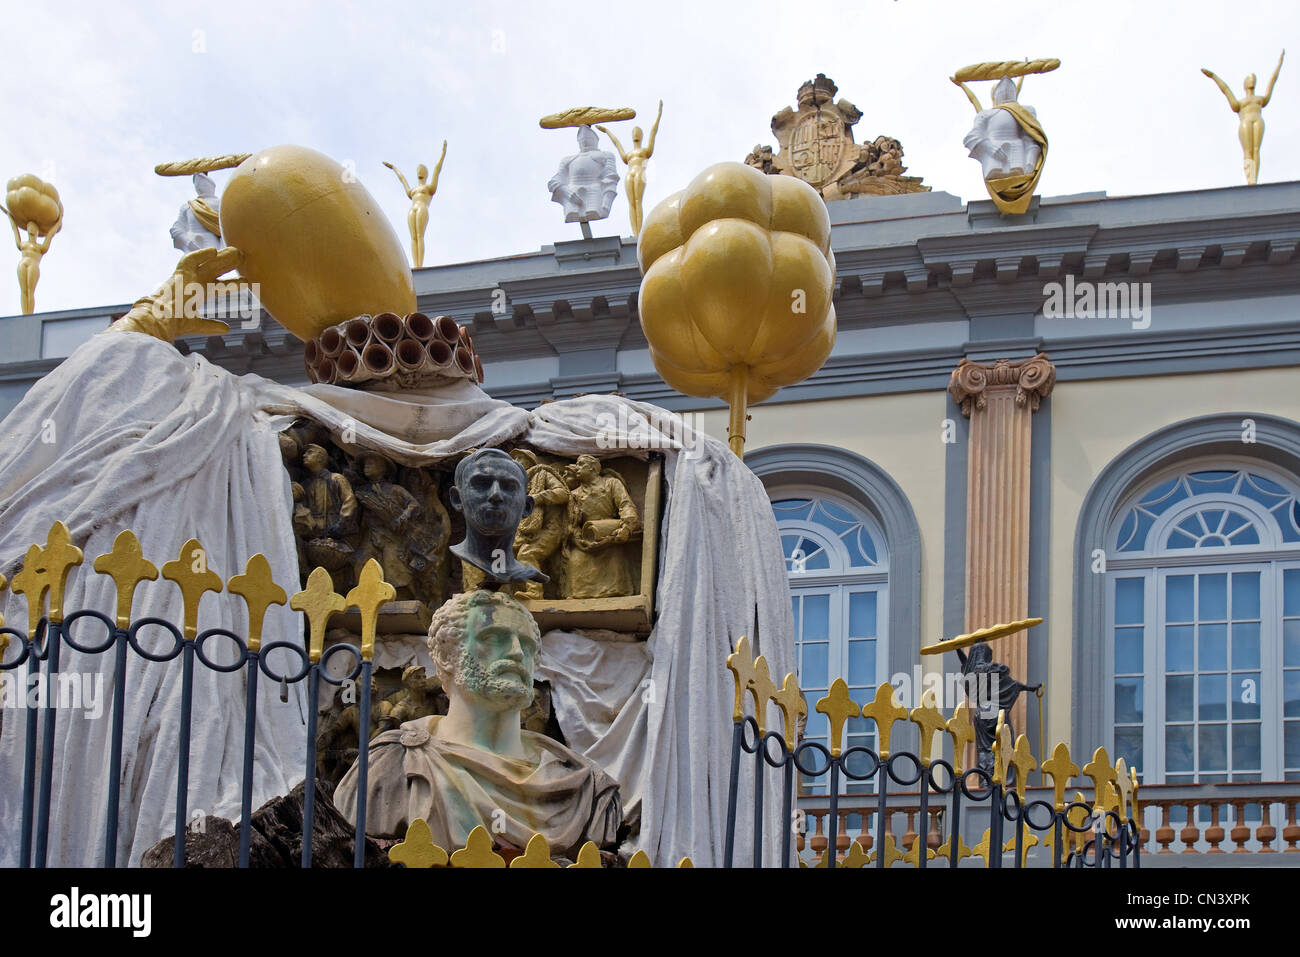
772 491 889 794
1107 461 1300 784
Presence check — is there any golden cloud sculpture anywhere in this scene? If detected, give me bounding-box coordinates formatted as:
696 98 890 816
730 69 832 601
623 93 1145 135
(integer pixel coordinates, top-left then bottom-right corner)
637 162 836 456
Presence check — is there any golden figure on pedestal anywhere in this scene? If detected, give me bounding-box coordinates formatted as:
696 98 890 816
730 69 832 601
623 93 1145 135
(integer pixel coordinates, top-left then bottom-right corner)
597 100 663 236
561 455 642 599
1202 50 1285 185
383 142 447 268
3 174 63 315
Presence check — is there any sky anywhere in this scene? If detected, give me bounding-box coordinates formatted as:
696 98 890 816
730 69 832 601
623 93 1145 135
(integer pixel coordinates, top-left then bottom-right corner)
0 0 1296 317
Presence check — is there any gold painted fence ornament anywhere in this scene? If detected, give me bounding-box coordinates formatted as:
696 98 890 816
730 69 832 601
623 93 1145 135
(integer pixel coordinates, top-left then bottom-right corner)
93 530 158 629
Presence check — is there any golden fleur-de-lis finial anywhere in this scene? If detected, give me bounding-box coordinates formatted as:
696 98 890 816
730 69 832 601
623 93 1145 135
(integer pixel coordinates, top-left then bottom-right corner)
344 558 395 661
41 521 83 623
991 710 1012 786
862 682 907 758
841 841 870 868
677 856 694 868
627 849 652 868
816 679 860 756
11 544 49 635
1010 734 1037 800
93 530 158 628
938 833 972 863
1041 741 1079 810
905 835 935 867
388 818 448 868
725 635 757 723
449 826 505 868
748 655 779 734
973 828 993 867
567 842 603 869
1004 823 1039 867
1114 757 1134 819
228 554 287 654
161 538 222 639
509 833 559 868
868 832 905 868
946 700 975 775
772 672 807 750
1083 746 1117 812
910 688 947 766
290 567 347 663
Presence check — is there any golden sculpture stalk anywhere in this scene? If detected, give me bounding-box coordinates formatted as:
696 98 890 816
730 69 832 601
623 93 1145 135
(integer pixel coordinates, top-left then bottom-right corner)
727 365 749 457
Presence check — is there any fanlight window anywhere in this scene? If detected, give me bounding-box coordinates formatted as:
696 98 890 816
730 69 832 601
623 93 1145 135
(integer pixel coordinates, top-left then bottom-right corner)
774 496 886 575
1115 469 1300 554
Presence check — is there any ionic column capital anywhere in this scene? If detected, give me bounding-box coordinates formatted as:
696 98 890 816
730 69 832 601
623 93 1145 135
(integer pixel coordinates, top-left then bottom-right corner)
948 353 1056 418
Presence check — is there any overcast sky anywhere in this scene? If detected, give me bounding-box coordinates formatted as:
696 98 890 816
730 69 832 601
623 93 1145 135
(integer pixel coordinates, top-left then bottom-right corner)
1 0 1296 317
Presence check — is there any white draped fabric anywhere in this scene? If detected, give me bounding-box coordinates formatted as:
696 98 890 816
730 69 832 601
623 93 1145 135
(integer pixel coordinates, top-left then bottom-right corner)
0 330 794 866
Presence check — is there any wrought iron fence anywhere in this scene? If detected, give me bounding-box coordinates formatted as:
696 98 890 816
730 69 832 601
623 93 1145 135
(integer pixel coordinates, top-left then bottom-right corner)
3 520 1146 869
723 635 1143 868
0 522 387 868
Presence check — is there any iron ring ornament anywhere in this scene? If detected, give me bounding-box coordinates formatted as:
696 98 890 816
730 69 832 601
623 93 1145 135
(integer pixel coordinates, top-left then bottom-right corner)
60 610 118 655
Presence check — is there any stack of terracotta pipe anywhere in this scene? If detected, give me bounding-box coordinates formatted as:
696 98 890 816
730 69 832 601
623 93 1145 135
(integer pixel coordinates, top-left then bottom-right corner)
303 312 485 387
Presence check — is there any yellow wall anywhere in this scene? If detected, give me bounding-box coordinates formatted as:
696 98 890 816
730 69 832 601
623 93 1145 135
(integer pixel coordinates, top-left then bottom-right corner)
1048 367 1300 743
692 366 1300 751
693 391 949 665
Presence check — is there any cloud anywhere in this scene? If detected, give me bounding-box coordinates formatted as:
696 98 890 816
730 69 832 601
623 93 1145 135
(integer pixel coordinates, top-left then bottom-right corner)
1 0 1296 317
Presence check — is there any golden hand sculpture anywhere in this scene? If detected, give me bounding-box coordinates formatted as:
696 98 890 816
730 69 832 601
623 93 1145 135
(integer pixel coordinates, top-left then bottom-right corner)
108 246 244 343
597 101 662 236
1202 49 1284 184
3 174 63 315
383 141 447 269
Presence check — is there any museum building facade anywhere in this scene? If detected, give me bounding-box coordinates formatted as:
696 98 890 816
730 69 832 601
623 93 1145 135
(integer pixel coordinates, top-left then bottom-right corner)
3 180 1299 854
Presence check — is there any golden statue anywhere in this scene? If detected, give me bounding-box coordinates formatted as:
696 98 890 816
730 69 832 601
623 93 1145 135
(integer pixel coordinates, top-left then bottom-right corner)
3 174 63 315
597 101 662 236
510 449 570 601
562 455 641 599
383 142 447 269
1202 50 1285 185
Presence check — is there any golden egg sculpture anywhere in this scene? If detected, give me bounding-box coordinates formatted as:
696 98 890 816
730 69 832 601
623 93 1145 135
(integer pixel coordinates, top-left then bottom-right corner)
219 145 416 341
637 162 836 455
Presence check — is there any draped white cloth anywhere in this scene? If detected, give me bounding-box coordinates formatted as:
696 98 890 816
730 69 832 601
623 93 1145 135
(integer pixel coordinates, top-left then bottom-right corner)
0 330 794 867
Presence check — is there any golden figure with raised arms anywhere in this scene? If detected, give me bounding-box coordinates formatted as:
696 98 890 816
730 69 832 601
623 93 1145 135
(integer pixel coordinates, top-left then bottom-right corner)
597 100 663 236
1202 50 1285 184
3 174 63 315
383 141 447 268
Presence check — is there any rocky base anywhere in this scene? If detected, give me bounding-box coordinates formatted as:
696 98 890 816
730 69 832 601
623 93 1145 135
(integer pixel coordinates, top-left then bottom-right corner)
141 782 395 868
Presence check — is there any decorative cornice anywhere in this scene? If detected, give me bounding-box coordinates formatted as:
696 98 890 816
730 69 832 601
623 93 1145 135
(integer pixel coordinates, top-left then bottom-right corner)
948 353 1056 417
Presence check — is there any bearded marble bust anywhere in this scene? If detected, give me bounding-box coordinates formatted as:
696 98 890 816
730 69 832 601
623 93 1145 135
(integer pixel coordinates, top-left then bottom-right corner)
334 589 622 858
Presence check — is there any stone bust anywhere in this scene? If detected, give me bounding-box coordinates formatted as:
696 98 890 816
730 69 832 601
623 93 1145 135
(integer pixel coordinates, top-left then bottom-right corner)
334 590 622 857
448 447 549 586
